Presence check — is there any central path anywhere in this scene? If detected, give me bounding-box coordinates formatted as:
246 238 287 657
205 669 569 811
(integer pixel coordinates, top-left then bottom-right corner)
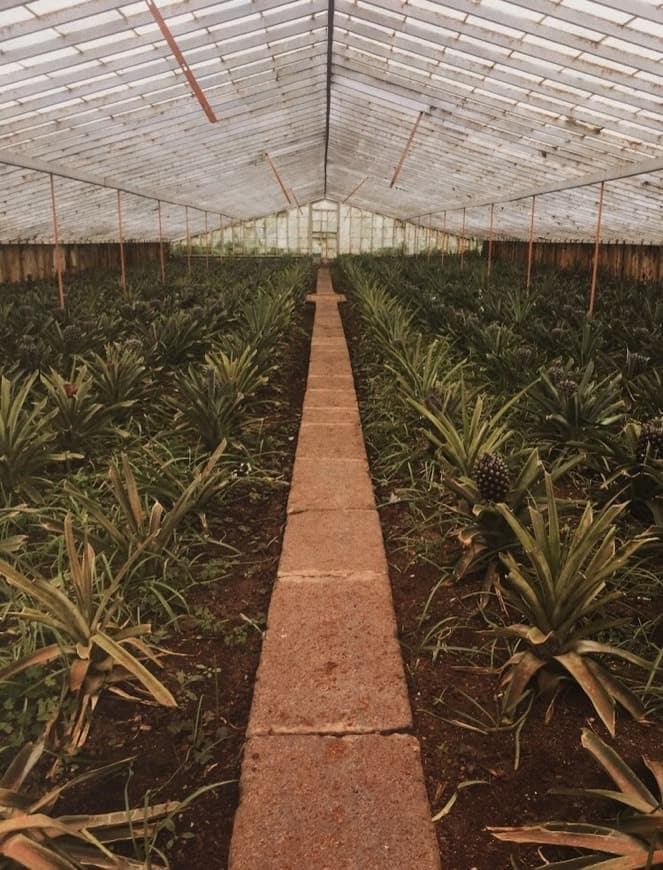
229 267 441 869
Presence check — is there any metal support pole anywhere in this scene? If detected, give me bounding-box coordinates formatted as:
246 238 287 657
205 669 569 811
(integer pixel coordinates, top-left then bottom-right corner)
307 203 313 255
49 173 65 308
527 195 536 289
441 211 447 265
460 208 466 271
157 200 165 284
487 203 494 282
204 210 209 270
219 214 224 259
185 205 191 274
589 181 605 316
117 190 126 290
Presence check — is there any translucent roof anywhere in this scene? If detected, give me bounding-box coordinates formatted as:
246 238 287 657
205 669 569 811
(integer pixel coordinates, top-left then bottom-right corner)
1 0 662 242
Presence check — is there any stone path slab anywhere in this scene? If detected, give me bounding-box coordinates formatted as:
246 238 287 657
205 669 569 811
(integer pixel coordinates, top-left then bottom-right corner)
307 374 355 389
296 420 366 458
288 457 375 512
304 388 358 408
228 267 440 870
308 357 354 378
248 575 411 735
279 508 389 576
229 734 441 870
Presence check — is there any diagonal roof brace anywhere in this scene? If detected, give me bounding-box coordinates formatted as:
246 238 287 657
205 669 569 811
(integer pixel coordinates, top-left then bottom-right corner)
264 152 293 205
343 176 368 202
145 0 217 124
390 111 424 189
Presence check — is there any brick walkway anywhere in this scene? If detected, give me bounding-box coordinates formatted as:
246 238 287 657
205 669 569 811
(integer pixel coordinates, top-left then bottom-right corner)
229 267 440 870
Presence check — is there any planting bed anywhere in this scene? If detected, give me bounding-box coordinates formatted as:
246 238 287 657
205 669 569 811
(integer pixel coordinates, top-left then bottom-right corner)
0 258 314 867
337 254 662 869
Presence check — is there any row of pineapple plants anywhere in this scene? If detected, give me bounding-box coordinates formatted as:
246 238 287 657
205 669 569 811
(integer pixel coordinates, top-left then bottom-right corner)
0 257 313 867
336 252 662 869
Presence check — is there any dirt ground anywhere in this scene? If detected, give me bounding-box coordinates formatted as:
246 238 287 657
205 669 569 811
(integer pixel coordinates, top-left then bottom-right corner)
341 298 662 870
55 302 314 869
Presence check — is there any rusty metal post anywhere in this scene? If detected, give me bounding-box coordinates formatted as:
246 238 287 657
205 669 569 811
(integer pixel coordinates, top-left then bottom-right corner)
185 205 191 274
589 181 605 316
307 203 313 255
460 208 466 271
117 190 126 290
527 195 536 289
487 203 495 282
49 173 65 308
157 200 165 284
441 211 447 265
204 210 209 270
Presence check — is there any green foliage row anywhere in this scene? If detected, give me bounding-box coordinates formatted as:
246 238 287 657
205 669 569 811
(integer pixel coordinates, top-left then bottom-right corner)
0 257 312 867
338 252 661 869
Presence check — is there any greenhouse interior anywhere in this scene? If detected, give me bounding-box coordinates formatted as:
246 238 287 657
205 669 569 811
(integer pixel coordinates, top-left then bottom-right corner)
1 0 662 868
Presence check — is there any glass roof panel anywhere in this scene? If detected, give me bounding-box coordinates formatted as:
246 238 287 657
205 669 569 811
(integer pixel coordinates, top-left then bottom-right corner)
0 0 661 242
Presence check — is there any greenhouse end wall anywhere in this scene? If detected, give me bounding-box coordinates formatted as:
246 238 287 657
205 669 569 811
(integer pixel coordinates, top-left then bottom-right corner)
0 242 163 284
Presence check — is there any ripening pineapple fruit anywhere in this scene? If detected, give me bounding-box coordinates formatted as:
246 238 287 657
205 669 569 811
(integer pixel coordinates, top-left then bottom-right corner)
62 324 83 354
557 378 578 395
625 351 650 378
636 419 663 464
513 345 533 367
473 453 511 502
17 338 44 372
548 364 566 384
